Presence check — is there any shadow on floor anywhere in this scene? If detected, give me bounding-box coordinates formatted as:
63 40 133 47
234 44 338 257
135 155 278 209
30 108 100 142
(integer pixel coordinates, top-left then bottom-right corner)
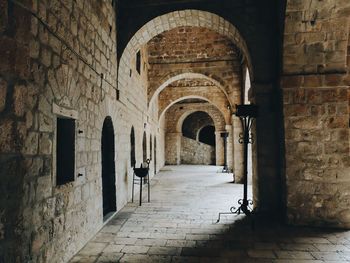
72 212 350 263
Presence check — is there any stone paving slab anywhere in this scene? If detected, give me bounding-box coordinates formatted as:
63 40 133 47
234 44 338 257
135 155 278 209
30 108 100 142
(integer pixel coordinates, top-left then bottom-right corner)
70 165 350 263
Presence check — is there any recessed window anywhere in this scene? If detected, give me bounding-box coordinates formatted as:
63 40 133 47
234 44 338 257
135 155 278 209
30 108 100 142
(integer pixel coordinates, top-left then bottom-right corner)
136 50 141 74
56 118 75 185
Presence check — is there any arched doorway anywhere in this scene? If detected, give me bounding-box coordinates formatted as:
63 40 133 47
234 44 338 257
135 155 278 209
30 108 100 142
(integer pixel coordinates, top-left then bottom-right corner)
142 131 147 163
181 110 216 165
149 134 152 160
154 136 157 175
130 126 136 167
101 117 117 219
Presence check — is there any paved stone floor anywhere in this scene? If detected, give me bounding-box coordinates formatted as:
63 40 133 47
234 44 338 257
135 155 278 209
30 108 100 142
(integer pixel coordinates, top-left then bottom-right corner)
70 165 350 263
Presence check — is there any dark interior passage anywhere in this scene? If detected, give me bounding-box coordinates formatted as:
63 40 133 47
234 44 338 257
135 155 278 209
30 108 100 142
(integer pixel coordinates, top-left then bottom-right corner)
198 125 215 146
182 111 214 140
142 131 147 163
130 127 136 167
101 117 117 218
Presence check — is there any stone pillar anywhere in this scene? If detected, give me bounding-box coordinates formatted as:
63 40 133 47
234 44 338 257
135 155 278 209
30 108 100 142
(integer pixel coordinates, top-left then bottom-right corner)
215 131 224 166
165 132 182 165
250 83 281 214
231 117 244 183
225 125 234 171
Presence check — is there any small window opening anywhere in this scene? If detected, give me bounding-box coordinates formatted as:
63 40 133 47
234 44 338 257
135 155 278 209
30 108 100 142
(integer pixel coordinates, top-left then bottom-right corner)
56 118 75 185
136 50 141 74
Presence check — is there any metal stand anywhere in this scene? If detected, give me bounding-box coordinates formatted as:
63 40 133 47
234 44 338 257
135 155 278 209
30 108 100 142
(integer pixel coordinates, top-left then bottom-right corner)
132 159 151 206
221 132 230 174
216 105 258 223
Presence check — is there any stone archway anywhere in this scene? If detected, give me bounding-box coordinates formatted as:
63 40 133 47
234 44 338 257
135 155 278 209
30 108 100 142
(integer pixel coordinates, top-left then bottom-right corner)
164 99 228 166
180 112 216 165
159 95 231 125
149 72 232 107
117 10 253 99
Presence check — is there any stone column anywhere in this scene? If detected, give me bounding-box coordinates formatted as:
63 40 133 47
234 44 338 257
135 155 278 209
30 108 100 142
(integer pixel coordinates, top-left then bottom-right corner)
231 117 244 183
165 132 182 165
225 125 234 171
250 83 281 213
215 131 224 166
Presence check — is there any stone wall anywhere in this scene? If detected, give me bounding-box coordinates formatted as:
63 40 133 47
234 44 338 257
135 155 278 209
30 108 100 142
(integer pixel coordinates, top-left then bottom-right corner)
282 0 350 228
147 26 242 103
0 0 32 261
0 0 164 262
181 137 215 165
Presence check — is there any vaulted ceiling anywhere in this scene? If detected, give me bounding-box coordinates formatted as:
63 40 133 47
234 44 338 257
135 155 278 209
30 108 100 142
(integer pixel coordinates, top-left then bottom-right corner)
117 0 286 83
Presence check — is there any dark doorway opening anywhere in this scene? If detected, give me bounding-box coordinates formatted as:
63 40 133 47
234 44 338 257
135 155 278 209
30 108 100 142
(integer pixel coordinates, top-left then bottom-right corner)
199 125 215 146
142 131 147 163
154 136 157 175
149 134 152 161
130 126 136 167
101 117 117 219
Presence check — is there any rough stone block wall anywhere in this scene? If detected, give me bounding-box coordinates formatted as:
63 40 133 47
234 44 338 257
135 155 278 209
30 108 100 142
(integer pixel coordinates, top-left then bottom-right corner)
0 0 164 262
146 26 242 107
0 0 40 260
283 0 350 228
181 137 215 165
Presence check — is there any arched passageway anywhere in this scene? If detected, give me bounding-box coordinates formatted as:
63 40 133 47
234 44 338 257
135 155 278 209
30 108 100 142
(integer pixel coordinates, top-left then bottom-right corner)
180 111 216 165
3 1 350 262
154 136 157 175
101 117 117 219
164 99 228 167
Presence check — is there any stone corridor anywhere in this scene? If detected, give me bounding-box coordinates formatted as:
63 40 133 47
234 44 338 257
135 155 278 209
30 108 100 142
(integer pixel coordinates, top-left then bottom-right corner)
70 166 350 263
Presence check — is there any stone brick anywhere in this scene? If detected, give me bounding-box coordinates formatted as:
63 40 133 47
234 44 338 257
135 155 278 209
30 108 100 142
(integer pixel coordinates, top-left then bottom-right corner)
13 84 27 117
284 104 310 116
22 132 39 155
0 119 15 153
38 133 52 155
0 78 7 112
29 39 40 59
303 75 322 87
325 74 343 86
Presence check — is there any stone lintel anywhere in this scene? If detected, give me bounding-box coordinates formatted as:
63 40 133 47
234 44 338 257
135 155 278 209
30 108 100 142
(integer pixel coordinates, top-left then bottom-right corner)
53 103 79 119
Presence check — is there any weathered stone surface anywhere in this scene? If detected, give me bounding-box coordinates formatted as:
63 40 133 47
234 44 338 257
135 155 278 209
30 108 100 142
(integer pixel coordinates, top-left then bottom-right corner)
181 137 215 165
0 77 6 112
1 1 349 263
